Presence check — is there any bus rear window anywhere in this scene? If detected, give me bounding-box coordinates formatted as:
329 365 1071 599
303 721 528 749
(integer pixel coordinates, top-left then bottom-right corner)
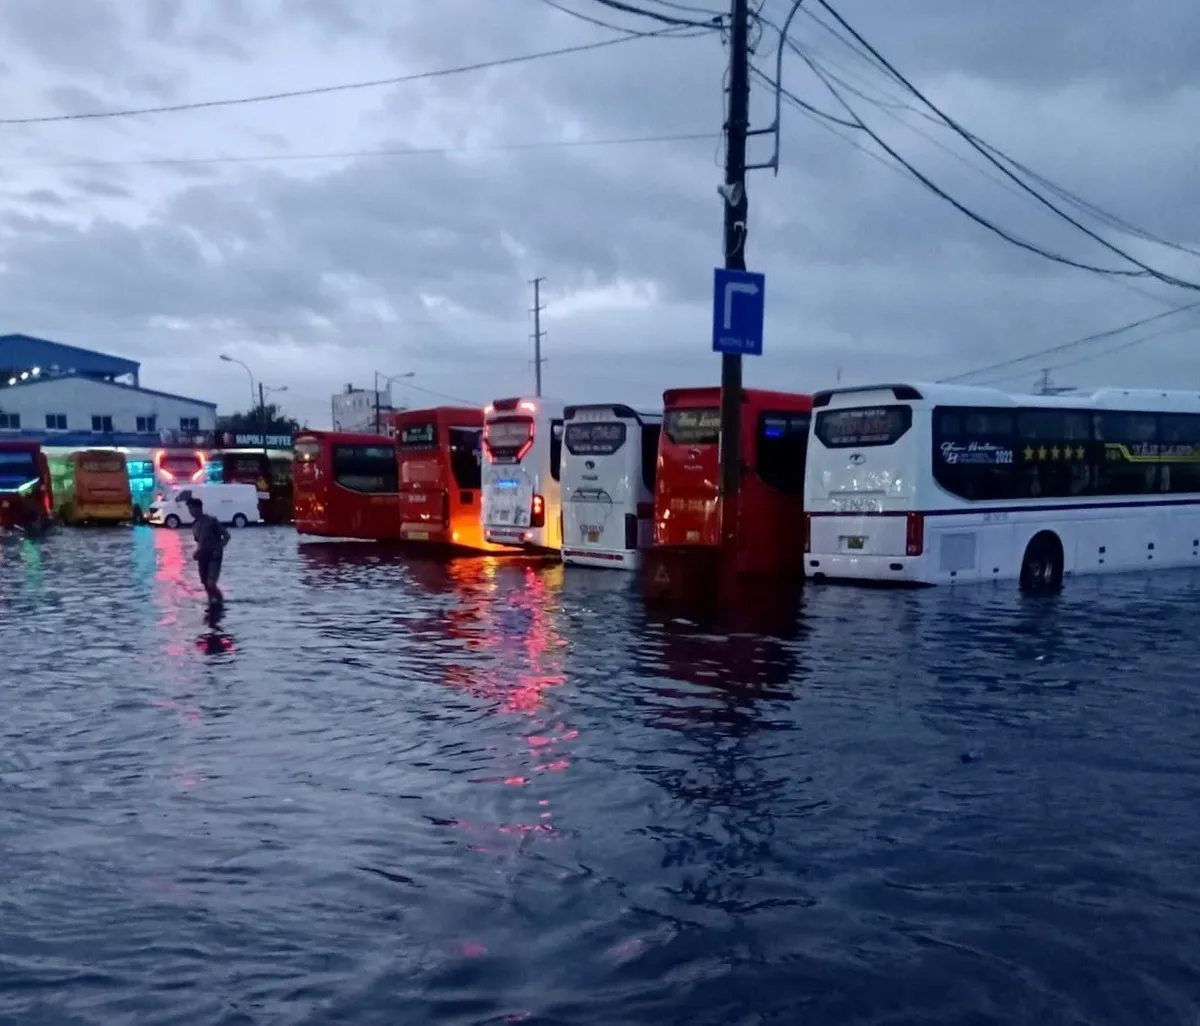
564 421 627 456
664 408 720 445
294 439 320 462
815 405 912 448
485 417 534 461
399 423 437 448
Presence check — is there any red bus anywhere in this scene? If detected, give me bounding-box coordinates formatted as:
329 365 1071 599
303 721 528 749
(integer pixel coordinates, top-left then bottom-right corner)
217 450 294 524
293 430 401 541
654 386 812 576
0 440 53 531
392 407 510 552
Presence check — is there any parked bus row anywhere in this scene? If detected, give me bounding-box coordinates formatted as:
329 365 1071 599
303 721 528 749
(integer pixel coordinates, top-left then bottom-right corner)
0 443 295 531
292 381 1200 593
292 387 813 576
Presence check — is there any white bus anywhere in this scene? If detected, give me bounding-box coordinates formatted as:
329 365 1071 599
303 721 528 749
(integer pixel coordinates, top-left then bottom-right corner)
804 382 1200 590
560 403 661 570
481 396 566 553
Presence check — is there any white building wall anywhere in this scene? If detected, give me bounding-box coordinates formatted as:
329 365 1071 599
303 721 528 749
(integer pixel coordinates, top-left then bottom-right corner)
332 388 389 434
0 377 216 435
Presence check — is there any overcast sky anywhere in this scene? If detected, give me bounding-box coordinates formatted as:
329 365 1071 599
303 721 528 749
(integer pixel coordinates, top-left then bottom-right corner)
1 0 1198 427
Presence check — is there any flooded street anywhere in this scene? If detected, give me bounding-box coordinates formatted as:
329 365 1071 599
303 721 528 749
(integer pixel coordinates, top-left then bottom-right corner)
2 527 1200 1024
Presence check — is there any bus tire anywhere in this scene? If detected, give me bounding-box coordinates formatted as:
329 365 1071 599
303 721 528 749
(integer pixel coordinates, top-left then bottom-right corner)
1019 531 1063 593
231 514 249 528
164 514 181 529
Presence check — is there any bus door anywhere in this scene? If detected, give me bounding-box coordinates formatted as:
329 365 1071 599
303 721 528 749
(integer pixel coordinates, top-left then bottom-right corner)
742 408 810 574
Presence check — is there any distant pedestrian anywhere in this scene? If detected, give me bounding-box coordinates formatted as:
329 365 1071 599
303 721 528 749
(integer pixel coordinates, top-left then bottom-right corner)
187 497 230 604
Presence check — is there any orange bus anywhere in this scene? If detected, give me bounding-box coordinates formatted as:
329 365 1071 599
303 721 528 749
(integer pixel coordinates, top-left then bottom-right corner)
0 441 52 531
392 407 509 552
66 449 134 524
654 386 812 576
293 430 401 541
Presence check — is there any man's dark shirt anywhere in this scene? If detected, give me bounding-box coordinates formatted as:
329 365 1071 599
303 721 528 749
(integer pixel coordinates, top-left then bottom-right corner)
192 513 229 557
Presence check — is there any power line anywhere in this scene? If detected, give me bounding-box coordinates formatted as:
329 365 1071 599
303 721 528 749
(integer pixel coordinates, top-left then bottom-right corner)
15 130 717 170
0 31 682 126
538 0 714 35
939 300 1200 384
811 0 1200 293
590 0 721 28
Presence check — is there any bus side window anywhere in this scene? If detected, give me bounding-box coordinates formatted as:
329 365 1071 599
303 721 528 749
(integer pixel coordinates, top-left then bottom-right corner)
449 427 483 490
1159 413 1200 494
1094 411 1158 496
1016 409 1091 499
755 411 808 495
641 425 661 491
550 420 564 481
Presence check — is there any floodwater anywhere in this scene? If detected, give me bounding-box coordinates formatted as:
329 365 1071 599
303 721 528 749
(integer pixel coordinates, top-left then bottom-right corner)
1 527 1199 1025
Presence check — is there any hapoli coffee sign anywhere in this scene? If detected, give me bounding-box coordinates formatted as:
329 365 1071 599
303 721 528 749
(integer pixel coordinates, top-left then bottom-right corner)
222 433 294 448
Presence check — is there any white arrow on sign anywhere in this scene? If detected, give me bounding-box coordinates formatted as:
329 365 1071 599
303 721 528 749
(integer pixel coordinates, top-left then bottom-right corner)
723 280 760 331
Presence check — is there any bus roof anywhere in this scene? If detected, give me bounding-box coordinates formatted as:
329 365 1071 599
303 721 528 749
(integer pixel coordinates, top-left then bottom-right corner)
563 403 661 423
663 386 812 410
485 397 565 417
0 440 42 453
812 381 1200 413
391 406 484 427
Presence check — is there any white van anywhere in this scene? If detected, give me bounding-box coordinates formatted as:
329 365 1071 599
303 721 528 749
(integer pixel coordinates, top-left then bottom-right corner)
561 403 661 570
148 483 261 529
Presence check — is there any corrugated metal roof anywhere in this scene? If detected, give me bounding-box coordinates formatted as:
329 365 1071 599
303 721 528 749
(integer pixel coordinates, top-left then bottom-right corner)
0 372 216 409
0 334 140 378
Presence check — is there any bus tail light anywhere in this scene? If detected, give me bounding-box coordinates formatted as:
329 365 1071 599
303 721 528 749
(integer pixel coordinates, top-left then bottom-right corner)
803 513 811 553
906 513 924 556
531 494 545 528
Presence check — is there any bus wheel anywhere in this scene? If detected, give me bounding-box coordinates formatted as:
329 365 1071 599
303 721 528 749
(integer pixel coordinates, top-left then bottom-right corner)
1019 531 1064 593
231 514 249 528
165 514 181 529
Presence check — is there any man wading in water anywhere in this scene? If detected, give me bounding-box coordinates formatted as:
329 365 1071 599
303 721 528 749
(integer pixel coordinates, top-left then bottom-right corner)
188 497 230 604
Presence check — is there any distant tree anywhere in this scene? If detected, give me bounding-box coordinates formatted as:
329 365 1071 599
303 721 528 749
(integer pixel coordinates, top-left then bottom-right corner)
216 403 300 436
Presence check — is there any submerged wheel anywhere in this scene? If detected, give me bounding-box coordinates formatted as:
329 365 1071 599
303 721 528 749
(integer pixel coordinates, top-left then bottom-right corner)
1019 531 1064 593
231 513 249 528
164 514 181 529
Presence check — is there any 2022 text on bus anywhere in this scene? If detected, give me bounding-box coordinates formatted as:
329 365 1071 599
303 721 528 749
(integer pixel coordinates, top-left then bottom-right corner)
65 450 134 524
0 441 52 530
655 387 812 576
560 404 661 570
481 397 565 553
393 407 503 552
293 430 401 541
804 383 1200 589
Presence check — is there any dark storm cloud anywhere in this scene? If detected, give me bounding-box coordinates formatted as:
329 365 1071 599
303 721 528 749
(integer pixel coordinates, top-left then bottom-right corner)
0 0 1198 413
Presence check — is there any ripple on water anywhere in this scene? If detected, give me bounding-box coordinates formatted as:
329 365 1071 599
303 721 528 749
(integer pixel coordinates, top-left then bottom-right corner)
1 529 1200 1023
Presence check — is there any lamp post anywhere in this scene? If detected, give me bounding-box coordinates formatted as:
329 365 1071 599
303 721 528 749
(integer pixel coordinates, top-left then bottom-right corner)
219 354 286 457
373 370 415 434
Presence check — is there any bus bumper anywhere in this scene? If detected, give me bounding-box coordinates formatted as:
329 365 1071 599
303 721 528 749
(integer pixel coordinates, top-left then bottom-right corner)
804 552 927 584
562 547 641 570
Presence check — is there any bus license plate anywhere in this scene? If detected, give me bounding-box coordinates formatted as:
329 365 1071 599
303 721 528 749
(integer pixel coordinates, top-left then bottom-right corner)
846 536 865 550
407 530 429 541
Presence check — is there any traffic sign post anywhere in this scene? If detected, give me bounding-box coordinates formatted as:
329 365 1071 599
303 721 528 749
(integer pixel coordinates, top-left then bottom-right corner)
712 267 765 357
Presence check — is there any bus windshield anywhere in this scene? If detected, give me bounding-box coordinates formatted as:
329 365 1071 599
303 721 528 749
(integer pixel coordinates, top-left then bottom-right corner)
295 438 320 463
399 423 437 448
664 408 720 445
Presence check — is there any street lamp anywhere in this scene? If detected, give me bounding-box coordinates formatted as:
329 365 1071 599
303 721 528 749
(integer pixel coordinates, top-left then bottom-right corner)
220 354 287 456
373 370 415 434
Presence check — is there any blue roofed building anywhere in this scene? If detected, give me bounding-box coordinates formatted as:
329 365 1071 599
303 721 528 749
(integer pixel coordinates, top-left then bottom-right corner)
0 334 217 447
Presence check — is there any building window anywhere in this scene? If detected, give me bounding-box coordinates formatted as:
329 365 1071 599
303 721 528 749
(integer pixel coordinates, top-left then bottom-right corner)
136 415 157 433
0 413 19 430
45 414 67 430
180 417 199 432
91 415 114 433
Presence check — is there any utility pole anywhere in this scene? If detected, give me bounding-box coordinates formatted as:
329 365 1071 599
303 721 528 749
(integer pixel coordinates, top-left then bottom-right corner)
718 0 751 547
531 276 546 398
373 370 382 434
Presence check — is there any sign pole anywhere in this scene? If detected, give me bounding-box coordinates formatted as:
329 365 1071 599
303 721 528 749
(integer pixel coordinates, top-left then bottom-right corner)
718 0 751 550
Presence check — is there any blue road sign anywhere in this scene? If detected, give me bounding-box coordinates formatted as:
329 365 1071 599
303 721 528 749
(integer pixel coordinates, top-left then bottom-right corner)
712 267 766 357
